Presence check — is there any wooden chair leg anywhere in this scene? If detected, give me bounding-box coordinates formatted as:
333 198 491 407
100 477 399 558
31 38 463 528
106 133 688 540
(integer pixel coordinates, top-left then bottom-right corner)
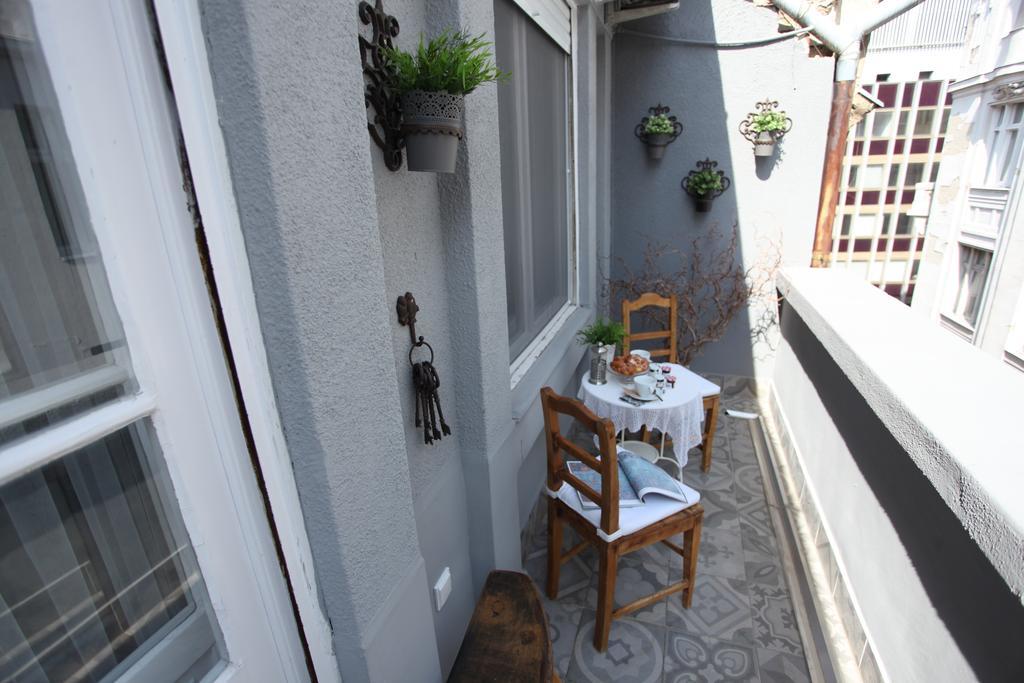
681 518 702 608
701 395 721 473
593 544 617 652
546 499 562 600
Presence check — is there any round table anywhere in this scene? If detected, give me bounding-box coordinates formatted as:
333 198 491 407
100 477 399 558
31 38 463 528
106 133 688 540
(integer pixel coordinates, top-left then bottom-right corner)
578 363 704 470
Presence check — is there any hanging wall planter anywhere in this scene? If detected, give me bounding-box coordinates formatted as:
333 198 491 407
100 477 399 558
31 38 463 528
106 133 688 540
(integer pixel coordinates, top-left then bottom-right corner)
682 158 730 212
634 104 682 160
360 3 508 173
739 99 792 157
400 91 464 172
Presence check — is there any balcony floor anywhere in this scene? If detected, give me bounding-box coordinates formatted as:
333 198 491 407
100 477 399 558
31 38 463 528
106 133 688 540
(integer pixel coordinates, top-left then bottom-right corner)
522 377 817 682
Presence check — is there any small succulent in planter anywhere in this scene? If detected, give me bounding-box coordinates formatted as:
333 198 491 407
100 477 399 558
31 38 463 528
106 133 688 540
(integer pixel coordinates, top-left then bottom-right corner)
634 104 683 160
682 158 730 212
739 99 792 157
385 29 508 173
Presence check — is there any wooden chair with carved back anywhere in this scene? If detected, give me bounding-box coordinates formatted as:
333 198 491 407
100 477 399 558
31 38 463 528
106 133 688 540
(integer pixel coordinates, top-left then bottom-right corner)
540 387 703 651
621 292 722 472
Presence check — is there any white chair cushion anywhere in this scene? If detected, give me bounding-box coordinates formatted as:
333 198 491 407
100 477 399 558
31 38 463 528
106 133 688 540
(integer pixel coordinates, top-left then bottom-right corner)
550 480 701 542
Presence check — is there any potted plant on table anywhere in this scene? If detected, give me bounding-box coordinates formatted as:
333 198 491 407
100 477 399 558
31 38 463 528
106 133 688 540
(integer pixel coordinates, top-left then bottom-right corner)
634 104 683 160
385 29 507 173
577 317 625 385
739 99 792 157
682 158 730 212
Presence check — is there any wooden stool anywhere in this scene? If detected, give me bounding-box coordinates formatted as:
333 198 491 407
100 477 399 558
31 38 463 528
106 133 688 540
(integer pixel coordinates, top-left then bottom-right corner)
449 570 559 682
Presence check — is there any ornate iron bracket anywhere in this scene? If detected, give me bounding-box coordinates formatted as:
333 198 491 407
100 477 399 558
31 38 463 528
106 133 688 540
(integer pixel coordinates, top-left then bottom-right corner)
359 0 404 171
634 103 683 144
738 99 792 144
682 158 730 201
396 291 421 346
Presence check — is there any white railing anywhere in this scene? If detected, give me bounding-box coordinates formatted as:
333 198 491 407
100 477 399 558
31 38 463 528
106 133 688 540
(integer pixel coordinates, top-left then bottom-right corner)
867 0 973 52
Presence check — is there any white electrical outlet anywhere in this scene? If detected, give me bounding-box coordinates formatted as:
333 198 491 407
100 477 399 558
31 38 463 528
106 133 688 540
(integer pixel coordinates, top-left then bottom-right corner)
433 567 452 611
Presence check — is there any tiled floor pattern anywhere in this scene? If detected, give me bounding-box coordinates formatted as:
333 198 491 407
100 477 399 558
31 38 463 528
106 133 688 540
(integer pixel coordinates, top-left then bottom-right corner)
523 377 812 682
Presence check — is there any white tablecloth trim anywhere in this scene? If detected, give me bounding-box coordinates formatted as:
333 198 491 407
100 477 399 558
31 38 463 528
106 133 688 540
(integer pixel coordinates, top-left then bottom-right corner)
577 385 704 460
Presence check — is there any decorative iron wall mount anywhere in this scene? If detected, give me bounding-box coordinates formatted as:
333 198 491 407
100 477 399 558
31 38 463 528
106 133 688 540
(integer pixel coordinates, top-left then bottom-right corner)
634 103 683 160
359 0 404 171
682 158 730 212
739 99 792 157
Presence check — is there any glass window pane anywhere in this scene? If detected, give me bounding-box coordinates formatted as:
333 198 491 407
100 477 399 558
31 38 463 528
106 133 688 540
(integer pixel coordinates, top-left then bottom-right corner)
904 163 925 186
887 164 900 187
495 0 571 359
526 28 568 331
897 111 910 136
0 421 225 682
862 164 885 187
872 111 894 137
914 109 935 136
0 10 133 444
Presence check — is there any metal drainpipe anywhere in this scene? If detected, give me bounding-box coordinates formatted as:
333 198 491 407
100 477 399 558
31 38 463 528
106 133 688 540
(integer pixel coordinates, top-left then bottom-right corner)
770 0 929 266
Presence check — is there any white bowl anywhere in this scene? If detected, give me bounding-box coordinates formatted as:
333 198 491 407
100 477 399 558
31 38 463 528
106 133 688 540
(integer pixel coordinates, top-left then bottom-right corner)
631 350 651 362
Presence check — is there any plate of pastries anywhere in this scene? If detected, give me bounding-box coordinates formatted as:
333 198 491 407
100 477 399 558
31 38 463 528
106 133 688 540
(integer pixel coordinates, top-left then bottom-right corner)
609 353 650 378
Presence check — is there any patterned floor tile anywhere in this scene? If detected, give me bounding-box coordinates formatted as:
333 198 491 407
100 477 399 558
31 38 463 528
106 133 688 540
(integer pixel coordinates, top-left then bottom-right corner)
664 633 759 683
738 499 775 545
685 457 734 493
695 528 746 580
585 550 669 626
733 462 765 498
757 648 811 683
750 583 803 655
567 612 664 683
525 543 594 609
699 487 741 533
541 596 585 679
744 548 784 588
665 574 754 645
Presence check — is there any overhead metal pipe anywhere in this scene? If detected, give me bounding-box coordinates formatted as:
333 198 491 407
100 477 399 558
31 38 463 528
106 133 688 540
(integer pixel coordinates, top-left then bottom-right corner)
771 0 930 265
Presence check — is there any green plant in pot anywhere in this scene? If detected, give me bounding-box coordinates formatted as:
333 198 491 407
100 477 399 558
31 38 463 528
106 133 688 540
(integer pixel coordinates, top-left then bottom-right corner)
740 99 792 157
385 30 508 173
634 104 682 160
577 317 625 384
683 158 730 212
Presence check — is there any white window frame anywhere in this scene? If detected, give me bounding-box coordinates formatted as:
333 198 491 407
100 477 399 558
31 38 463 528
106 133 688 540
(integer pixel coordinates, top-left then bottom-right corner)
151 2 342 682
505 0 580 386
941 243 993 337
984 100 1024 187
0 2 316 681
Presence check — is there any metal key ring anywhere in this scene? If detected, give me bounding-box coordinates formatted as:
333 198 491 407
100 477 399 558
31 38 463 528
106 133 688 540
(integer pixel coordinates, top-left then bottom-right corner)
409 338 434 366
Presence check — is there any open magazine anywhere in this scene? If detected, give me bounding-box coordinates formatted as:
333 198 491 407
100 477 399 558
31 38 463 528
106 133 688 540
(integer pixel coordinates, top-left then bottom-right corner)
565 449 690 510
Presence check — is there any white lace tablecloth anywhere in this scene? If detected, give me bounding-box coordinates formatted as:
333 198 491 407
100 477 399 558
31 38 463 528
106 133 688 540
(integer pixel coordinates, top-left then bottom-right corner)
578 363 705 465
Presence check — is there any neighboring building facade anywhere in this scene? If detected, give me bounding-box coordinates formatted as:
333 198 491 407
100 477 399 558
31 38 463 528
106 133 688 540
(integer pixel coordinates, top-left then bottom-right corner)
829 0 971 303
913 0 1024 372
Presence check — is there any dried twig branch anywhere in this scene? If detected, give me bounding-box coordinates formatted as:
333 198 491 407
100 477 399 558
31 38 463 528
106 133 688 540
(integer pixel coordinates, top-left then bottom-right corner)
605 223 781 365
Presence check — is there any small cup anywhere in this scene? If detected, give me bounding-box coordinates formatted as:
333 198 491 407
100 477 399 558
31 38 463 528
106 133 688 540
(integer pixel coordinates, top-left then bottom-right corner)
633 375 656 398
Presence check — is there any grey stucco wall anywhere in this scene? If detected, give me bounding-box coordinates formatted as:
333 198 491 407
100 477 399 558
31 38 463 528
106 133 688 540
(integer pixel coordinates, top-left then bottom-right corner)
200 0 611 680
199 1 440 681
610 0 832 378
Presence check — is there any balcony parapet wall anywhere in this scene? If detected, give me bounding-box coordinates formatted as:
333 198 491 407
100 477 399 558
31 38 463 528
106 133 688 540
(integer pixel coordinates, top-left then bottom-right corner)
777 267 1024 598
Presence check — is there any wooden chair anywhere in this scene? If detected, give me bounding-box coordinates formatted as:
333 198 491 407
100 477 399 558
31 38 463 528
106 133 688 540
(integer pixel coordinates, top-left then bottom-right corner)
621 292 722 472
540 387 703 652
